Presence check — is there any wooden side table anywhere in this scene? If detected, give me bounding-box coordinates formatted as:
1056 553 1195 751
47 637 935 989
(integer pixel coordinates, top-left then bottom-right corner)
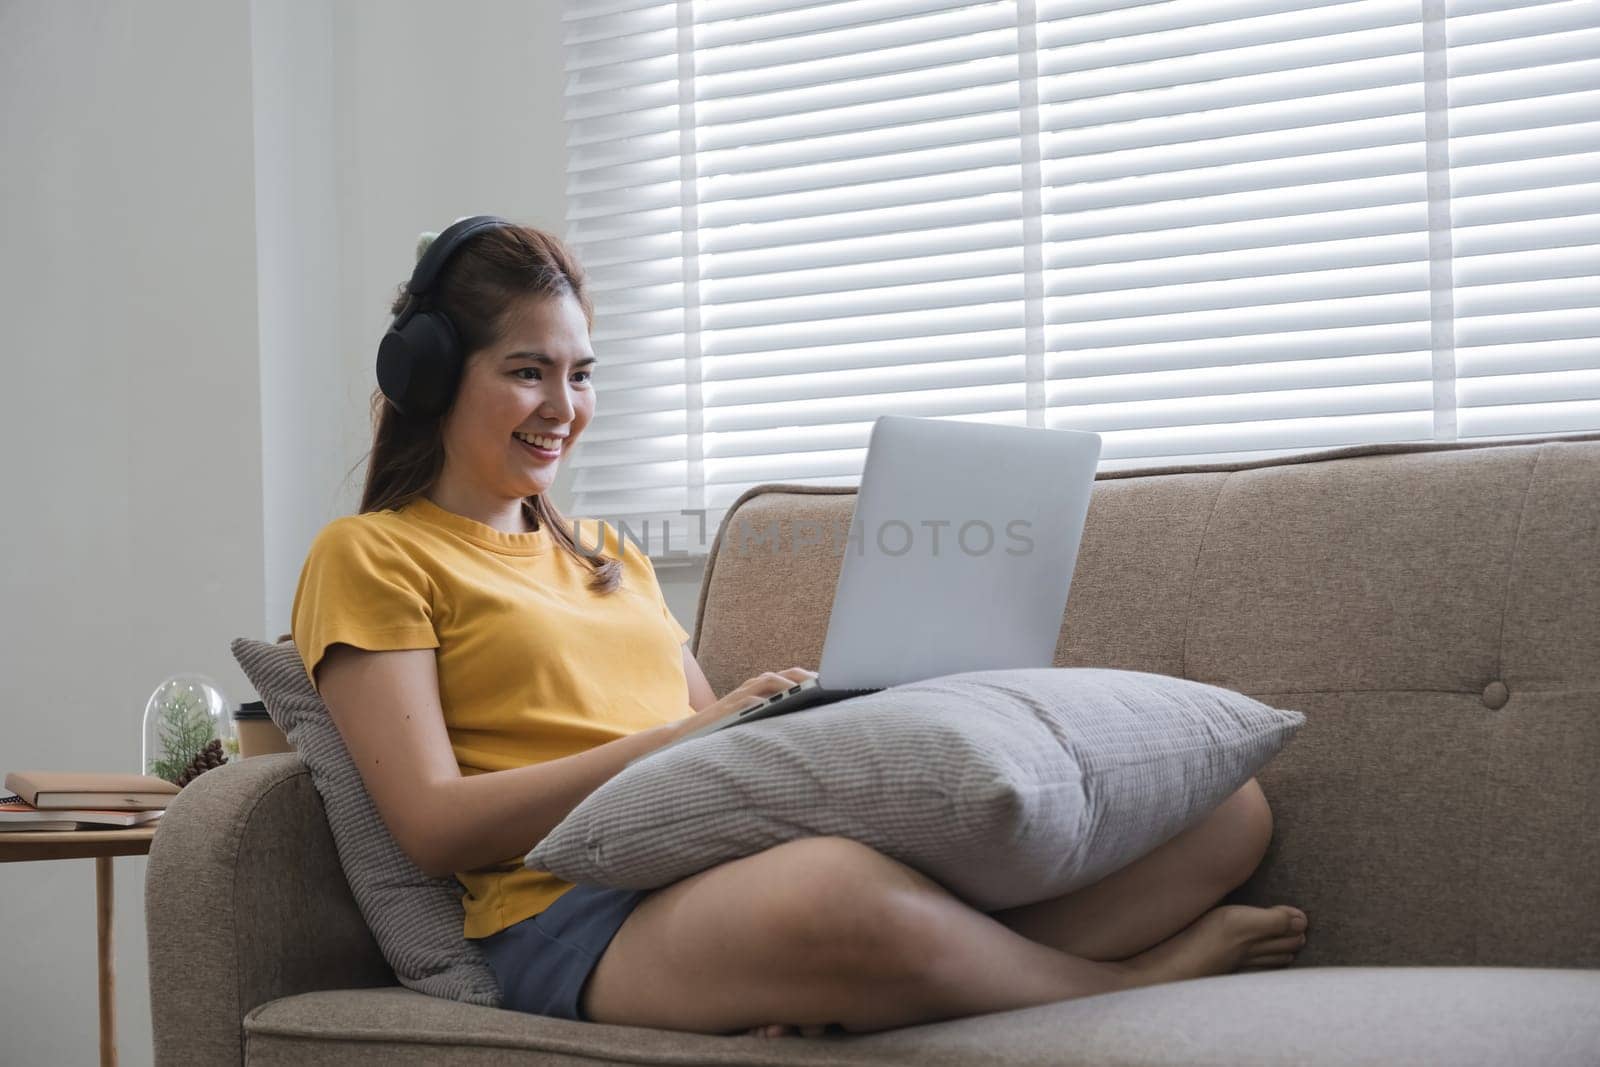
0 827 158 1067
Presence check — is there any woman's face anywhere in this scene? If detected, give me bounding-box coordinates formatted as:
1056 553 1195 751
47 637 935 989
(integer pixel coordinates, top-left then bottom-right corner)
438 291 596 508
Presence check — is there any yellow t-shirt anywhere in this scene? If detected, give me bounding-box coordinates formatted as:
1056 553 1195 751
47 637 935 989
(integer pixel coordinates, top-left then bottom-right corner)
289 495 693 939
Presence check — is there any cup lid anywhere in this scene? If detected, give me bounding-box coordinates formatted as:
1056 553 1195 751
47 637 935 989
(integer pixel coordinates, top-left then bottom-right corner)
234 700 271 720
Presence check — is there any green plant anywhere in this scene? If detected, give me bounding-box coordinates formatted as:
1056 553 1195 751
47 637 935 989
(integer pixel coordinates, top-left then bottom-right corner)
147 689 217 783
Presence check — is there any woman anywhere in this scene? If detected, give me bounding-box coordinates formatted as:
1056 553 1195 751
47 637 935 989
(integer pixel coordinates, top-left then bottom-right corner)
291 218 1309 1040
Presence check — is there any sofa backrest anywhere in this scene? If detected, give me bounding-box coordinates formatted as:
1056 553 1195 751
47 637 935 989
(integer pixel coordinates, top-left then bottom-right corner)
690 431 1600 970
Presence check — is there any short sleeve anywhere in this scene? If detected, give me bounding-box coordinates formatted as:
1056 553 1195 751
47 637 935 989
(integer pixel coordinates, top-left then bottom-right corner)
607 524 691 646
639 551 691 645
290 517 440 690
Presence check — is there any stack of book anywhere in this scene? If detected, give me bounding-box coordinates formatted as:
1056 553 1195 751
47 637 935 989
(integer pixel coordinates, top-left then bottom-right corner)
1 770 179 832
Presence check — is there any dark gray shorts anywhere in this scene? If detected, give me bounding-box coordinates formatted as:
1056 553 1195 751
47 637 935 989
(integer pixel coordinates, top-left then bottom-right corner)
477 884 651 1022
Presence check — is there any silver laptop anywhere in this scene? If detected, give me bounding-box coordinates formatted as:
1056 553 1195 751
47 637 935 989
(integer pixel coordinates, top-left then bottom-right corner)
629 415 1102 766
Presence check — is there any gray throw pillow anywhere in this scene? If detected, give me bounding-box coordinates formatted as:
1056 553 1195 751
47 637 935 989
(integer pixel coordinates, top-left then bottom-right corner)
230 637 501 1008
527 667 1305 911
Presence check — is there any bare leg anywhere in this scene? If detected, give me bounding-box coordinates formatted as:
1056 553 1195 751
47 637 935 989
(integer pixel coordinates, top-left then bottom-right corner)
581 835 1304 1037
750 779 1302 1037
584 836 1142 1035
988 777 1279 961
830 864 1303 1033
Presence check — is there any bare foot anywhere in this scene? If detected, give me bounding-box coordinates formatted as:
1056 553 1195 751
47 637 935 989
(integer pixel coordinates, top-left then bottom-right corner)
1123 904 1308 988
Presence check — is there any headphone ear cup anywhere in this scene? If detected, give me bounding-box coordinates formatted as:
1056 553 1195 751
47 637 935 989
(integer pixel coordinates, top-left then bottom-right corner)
377 311 464 418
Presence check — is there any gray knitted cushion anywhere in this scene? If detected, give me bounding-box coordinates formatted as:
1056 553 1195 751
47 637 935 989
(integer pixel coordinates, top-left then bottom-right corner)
528 667 1305 911
230 637 501 1008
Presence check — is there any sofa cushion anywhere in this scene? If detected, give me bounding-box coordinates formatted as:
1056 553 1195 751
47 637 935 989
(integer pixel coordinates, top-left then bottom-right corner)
527 667 1304 911
230 637 502 1008
239 967 1600 1066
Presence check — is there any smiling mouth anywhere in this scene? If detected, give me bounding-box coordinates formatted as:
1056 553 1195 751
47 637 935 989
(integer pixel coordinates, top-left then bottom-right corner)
512 433 563 459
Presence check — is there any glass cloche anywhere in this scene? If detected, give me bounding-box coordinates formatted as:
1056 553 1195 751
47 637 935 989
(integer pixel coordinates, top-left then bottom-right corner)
142 673 238 785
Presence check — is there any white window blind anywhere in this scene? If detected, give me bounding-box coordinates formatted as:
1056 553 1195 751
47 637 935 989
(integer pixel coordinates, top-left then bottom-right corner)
560 0 1600 560
1446 0 1600 437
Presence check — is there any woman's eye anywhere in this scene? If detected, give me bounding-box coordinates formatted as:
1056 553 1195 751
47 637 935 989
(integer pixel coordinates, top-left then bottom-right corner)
514 368 592 384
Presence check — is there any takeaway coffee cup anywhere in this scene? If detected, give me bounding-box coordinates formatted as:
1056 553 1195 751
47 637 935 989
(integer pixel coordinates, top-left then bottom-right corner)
233 700 292 758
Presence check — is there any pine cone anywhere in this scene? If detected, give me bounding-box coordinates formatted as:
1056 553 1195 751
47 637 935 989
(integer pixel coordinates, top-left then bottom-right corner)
175 737 229 788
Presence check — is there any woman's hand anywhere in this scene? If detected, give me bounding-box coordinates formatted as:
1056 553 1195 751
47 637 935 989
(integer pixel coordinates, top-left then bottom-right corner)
669 667 818 742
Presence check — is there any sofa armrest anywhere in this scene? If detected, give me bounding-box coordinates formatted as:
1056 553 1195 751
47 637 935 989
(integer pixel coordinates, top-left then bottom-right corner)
146 752 394 1066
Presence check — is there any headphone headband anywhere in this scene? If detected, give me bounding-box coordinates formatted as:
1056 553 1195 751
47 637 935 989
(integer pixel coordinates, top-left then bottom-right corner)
377 214 512 418
406 214 510 299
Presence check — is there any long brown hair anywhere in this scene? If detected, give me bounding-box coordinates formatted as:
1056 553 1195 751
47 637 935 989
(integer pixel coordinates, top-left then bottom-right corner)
350 222 621 594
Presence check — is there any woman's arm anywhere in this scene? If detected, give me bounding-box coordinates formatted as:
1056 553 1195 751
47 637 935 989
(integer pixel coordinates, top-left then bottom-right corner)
682 642 717 711
315 642 680 879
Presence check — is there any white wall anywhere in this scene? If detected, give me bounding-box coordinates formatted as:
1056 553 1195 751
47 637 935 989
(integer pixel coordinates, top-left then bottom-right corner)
253 0 351 638
0 2 701 1064
1 2 263 1064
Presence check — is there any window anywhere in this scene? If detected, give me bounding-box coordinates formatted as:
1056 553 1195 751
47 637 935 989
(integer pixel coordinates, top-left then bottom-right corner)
560 0 1600 559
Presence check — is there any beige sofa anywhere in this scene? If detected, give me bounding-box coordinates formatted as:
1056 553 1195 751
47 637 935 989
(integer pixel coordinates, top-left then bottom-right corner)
147 431 1600 1065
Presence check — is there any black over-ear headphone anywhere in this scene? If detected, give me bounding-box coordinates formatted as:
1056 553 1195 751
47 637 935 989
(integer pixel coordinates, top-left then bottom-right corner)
376 214 511 418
